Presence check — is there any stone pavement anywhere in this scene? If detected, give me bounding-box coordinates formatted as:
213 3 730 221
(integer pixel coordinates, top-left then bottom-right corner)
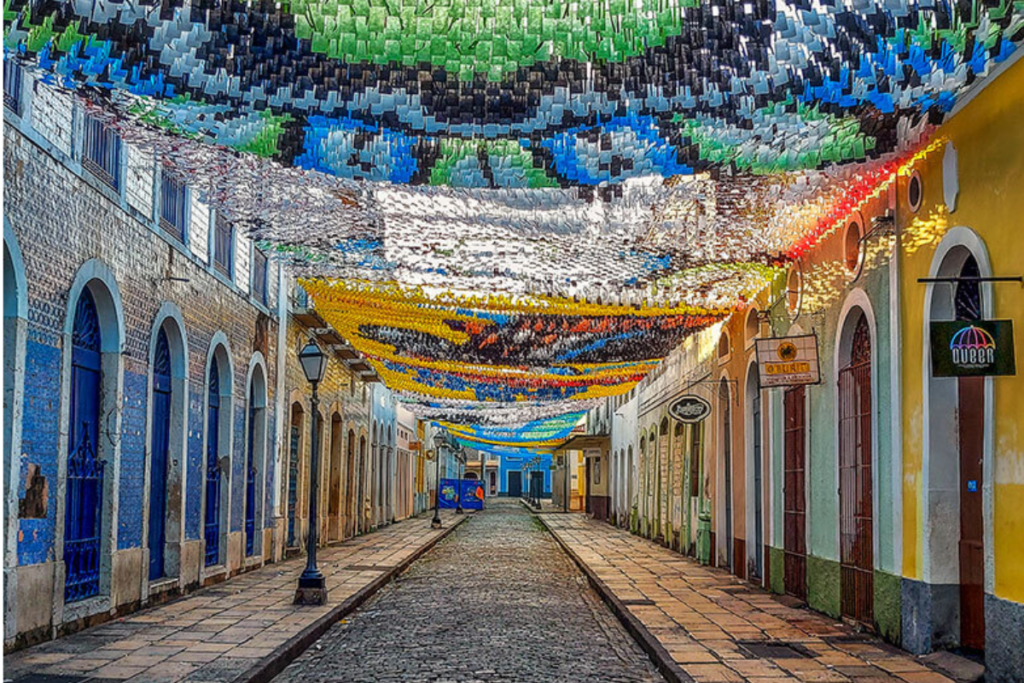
540 514 959 683
3 511 462 683
274 499 664 683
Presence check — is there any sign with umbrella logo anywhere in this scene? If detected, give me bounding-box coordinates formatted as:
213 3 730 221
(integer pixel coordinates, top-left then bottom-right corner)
755 334 821 388
669 395 712 423
930 320 1015 377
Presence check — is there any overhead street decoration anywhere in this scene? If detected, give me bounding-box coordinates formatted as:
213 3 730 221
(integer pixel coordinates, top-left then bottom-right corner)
6 0 1020 447
755 334 822 388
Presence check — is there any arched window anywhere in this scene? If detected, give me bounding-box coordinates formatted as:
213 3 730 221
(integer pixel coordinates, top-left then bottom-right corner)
955 255 981 321
718 332 730 360
148 328 172 580
65 290 104 602
745 308 759 344
844 221 863 273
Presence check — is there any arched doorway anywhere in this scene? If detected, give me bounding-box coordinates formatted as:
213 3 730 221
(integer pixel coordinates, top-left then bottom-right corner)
953 256 985 650
720 378 733 571
386 425 393 523
328 414 343 542
65 290 104 601
59 265 124 608
145 308 187 586
784 384 808 601
3 228 27 580
673 424 685 548
746 365 763 581
286 403 303 548
638 437 646 529
244 362 267 558
838 311 873 625
345 429 356 538
204 345 233 568
357 435 367 533
370 424 378 526
148 329 172 580
657 419 668 542
622 444 630 528
924 236 992 654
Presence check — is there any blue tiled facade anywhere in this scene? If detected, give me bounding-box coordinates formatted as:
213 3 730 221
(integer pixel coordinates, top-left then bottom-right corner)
3 105 282 646
118 370 148 550
185 392 204 542
16 339 61 565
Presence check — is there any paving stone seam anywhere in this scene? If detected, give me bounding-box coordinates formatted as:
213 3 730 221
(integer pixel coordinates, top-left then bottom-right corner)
231 515 467 683
536 514 695 683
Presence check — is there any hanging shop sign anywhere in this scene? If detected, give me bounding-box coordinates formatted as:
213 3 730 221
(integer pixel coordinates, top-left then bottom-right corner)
669 395 712 423
755 334 821 388
930 320 1016 377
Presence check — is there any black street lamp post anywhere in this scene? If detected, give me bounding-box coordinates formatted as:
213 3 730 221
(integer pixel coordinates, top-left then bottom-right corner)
431 432 445 529
295 341 329 606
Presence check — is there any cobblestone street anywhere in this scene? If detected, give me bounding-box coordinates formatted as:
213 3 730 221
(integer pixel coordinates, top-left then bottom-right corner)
274 500 664 683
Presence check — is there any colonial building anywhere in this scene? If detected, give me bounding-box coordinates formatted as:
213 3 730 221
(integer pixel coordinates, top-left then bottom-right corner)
4 66 283 648
592 56 1024 681
2 66 413 652
279 283 379 556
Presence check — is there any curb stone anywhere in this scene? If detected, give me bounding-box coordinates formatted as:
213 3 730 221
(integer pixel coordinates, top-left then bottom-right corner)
537 514 695 683
232 515 467 683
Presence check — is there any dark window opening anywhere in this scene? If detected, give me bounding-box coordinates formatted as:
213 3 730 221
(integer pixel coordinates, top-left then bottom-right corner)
82 115 121 190
214 215 234 277
3 58 22 113
159 169 188 242
252 248 268 305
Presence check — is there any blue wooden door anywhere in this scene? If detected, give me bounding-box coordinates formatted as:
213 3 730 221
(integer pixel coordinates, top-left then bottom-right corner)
204 364 221 567
65 290 104 602
148 329 171 580
245 385 257 556
287 419 299 546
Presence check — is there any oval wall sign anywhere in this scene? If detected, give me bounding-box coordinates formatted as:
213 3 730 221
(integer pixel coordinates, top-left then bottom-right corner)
669 395 712 423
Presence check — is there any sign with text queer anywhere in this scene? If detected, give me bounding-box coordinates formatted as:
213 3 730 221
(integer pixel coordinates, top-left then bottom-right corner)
930 320 1015 377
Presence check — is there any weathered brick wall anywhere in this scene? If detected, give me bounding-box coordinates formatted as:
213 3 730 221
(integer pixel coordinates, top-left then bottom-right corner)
4 121 279 578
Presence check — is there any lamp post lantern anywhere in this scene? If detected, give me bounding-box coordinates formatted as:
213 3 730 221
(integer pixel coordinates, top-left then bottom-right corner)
295 341 328 605
431 432 445 529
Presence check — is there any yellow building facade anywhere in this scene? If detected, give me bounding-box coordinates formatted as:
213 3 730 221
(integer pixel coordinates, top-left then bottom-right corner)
896 56 1024 678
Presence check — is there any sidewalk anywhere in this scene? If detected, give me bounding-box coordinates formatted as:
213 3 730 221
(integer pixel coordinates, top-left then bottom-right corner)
540 514 960 683
4 511 464 683
518 497 568 514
